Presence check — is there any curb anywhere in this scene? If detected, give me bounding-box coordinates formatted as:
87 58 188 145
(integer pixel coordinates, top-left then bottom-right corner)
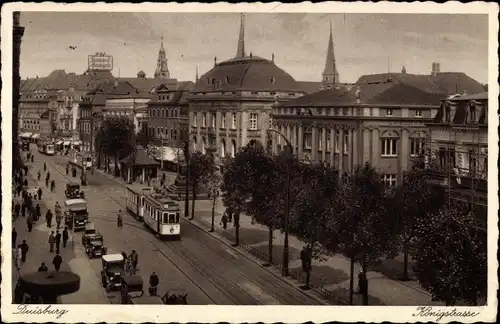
183 217 330 305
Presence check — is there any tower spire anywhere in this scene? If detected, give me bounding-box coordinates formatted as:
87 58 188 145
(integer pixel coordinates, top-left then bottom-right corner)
236 13 246 58
196 65 199 82
322 21 339 88
155 35 170 79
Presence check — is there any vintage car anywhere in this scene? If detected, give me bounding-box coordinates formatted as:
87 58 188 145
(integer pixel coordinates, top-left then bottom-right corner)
65 182 84 199
101 254 125 292
64 199 88 231
83 234 106 258
81 222 97 244
120 275 144 304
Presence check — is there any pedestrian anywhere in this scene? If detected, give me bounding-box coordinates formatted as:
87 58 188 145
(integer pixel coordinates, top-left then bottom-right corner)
20 240 29 262
23 178 28 187
52 252 62 271
117 211 123 228
51 180 55 192
15 245 22 269
31 155 34 163
47 171 51 180
227 209 233 223
44 162 47 172
27 214 34 232
21 202 26 218
14 202 20 219
357 269 367 294
149 272 159 296
12 228 17 249
35 204 41 222
45 177 49 187
37 187 42 200
28 192 33 201
46 209 53 228
220 213 228 230
37 170 41 181
38 262 48 272
16 185 21 197
62 227 69 248
48 231 55 253
56 210 62 229
24 165 28 176
55 230 62 254
129 250 138 274
66 165 69 175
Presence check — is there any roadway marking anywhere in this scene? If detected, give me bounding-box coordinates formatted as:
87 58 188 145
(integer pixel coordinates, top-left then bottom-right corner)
224 248 238 258
241 281 281 305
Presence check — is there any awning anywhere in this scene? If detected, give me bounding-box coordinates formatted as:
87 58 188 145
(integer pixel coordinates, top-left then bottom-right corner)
32 133 40 139
56 140 63 145
63 141 71 146
72 140 82 145
20 132 33 138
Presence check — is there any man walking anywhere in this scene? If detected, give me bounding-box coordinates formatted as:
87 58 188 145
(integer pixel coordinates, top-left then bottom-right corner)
12 228 17 249
62 227 69 248
21 202 26 218
55 230 62 254
15 245 22 269
48 231 55 253
20 240 29 263
38 262 48 272
46 209 53 228
52 252 63 271
55 202 62 228
27 214 34 232
37 187 42 200
35 203 41 222
14 202 20 220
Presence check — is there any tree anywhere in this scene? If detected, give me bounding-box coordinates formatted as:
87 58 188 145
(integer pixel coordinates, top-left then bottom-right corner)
188 151 214 220
324 163 395 305
289 162 339 289
391 167 445 281
206 170 222 232
135 127 154 148
412 202 487 305
95 116 135 176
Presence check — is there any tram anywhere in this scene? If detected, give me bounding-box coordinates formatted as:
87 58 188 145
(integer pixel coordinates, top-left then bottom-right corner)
37 141 55 156
143 194 181 239
124 187 151 221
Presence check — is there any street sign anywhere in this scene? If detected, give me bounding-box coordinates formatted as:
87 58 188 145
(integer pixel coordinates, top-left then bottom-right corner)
88 52 113 71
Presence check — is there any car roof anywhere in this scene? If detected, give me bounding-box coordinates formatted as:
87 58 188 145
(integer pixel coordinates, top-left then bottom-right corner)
102 254 124 262
65 198 87 205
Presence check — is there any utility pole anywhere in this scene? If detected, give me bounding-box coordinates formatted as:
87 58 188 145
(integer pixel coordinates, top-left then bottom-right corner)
90 107 94 175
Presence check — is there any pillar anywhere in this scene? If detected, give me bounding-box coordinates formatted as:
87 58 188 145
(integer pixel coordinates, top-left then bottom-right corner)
362 128 371 164
322 126 327 162
298 125 304 159
338 127 344 180
196 111 201 152
329 128 335 167
352 127 358 169
371 128 379 169
400 128 409 184
215 111 220 155
311 126 318 161
241 111 248 147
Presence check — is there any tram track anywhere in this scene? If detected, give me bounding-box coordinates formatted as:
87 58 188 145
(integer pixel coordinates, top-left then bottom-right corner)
49 158 262 304
51 157 322 305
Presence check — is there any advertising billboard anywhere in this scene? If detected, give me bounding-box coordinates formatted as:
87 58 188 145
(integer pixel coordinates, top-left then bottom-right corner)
88 52 113 71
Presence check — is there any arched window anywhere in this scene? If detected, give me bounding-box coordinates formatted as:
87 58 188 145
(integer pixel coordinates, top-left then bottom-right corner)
201 137 206 154
220 139 226 158
231 139 236 157
192 136 197 151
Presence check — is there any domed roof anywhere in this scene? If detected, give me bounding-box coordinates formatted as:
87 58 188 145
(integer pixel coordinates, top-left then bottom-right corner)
193 55 302 92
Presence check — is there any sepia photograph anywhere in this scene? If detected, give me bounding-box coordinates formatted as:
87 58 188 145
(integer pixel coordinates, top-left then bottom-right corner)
1 2 498 323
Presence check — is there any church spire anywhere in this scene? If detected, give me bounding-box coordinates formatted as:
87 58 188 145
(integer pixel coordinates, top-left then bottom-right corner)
322 21 339 88
236 13 246 58
196 65 199 82
155 35 170 79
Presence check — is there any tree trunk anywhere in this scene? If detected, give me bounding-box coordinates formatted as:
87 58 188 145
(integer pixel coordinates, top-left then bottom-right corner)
349 255 355 305
362 252 369 306
234 211 240 246
190 184 196 220
114 153 118 177
402 245 409 281
210 197 216 232
267 227 273 266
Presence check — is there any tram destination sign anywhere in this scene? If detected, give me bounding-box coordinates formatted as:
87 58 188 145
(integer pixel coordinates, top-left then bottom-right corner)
88 52 113 71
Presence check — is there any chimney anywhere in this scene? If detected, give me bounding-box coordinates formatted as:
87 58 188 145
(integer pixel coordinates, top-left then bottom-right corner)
431 62 436 76
435 62 440 74
114 79 118 87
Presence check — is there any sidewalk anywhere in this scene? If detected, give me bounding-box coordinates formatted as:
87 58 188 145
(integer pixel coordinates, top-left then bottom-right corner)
18 154 109 304
93 167 442 306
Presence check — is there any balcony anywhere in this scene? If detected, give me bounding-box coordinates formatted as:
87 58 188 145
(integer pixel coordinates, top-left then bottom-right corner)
426 163 487 193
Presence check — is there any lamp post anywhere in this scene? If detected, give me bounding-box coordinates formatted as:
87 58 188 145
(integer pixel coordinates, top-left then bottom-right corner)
183 140 190 218
267 129 293 277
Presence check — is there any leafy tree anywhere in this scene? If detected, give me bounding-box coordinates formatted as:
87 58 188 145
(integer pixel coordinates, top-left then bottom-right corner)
412 202 487 305
95 116 135 175
205 167 222 232
391 167 445 280
188 151 215 220
324 163 395 305
135 127 154 148
289 162 339 289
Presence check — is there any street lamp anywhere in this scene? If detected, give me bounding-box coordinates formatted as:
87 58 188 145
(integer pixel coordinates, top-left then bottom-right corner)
183 140 190 218
267 129 293 277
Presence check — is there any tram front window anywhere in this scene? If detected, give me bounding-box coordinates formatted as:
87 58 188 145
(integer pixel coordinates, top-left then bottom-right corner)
163 212 169 223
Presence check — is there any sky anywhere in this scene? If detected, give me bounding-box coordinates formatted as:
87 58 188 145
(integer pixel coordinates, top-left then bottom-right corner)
19 12 489 84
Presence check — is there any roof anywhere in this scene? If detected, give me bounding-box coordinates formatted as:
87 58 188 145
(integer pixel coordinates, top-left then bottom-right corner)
433 91 488 124
281 72 484 108
120 149 160 166
84 81 139 106
102 254 124 263
40 110 50 119
65 198 87 205
296 81 323 94
117 77 176 94
193 55 303 92
148 81 195 105
21 70 116 93
450 91 488 101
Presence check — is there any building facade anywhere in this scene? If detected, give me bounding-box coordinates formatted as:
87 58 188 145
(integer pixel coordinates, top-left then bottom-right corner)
103 96 151 133
272 67 485 187
426 91 488 209
188 14 306 165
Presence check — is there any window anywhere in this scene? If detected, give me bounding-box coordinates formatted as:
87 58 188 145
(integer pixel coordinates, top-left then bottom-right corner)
202 113 206 127
193 112 197 127
269 116 273 129
172 129 177 140
335 130 340 153
381 138 398 156
318 128 324 150
231 112 237 129
415 109 423 117
249 113 258 130
221 140 226 158
211 112 216 128
304 132 312 149
221 113 226 129
382 174 397 188
410 138 425 156
386 109 394 116
343 131 349 154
